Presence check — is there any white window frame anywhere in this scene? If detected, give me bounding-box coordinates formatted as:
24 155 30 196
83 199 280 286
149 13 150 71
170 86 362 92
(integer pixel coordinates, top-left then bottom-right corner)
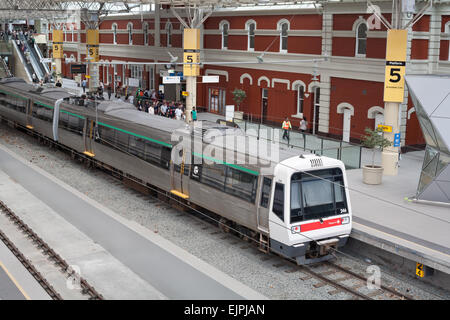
245 20 256 52
70 25 74 42
277 19 290 53
63 24 67 42
166 21 173 47
112 23 118 45
219 20 229 50
127 22 133 45
355 21 368 57
143 22 149 46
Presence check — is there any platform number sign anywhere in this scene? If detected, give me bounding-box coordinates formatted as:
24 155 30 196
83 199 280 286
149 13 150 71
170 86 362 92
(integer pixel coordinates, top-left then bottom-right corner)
416 263 424 278
384 30 408 103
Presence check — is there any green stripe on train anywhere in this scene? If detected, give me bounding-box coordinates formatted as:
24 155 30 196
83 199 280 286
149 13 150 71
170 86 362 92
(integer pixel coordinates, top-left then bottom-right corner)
192 152 259 176
2 88 256 175
97 121 173 148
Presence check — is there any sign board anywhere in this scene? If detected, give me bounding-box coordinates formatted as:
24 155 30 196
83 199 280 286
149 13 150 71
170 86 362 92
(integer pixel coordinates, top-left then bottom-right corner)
394 133 401 147
85 75 91 79
384 29 408 103
182 91 189 97
416 263 424 278
378 124 392 133
163 76 181 84
128 78 140 87
202 76 219 83
225 105 235 122
86 29 100 62
52 30 63 59
34 34 47 44
70 64 86 74
40 58 52 63
183 28 201 77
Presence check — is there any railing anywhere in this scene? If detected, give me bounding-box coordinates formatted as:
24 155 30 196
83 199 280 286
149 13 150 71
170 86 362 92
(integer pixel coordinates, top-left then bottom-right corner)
234 117 362 169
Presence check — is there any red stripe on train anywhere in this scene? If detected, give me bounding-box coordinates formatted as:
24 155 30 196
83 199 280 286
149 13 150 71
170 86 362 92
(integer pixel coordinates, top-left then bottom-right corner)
300 218 342 232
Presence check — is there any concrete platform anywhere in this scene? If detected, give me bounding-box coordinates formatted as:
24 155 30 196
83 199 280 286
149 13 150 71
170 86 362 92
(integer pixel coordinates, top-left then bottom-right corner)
348 149 450 277
0 144 266 300
0 241 51 300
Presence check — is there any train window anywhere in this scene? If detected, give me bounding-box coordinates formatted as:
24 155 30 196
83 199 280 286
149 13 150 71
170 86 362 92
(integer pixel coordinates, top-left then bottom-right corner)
33 103 53 122
116 132 130 151
15 98 26 113
224 167 257 203
129 137 145 158
260 177 272 208
273 183 285 221
98 125 115 145
290 168 348 223
144 141 162 166
201 164 226 190
68 115 83 135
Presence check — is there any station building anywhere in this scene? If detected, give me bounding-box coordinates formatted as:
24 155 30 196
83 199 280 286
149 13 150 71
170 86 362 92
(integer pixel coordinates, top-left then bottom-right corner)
46 2 450 148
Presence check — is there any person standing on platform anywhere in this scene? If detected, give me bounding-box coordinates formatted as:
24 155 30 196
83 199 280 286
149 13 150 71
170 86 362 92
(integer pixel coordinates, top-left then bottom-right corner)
81 79 87 94
107 85 112 100
299 116 307 140
191 106 198 122
282 117 292 143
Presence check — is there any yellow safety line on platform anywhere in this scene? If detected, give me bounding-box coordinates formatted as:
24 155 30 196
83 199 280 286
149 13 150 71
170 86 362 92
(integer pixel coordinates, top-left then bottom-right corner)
170 190 189 199
0 261 30 300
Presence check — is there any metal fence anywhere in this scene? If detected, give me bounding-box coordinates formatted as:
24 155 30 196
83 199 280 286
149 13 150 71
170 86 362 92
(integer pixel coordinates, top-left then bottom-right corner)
235 119 362 169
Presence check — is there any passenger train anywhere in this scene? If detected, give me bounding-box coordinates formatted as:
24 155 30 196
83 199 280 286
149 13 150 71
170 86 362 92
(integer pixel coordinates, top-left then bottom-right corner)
0 77 352 264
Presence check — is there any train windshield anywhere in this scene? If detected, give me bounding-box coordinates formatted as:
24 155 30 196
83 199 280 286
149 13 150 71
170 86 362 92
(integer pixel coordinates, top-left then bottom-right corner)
290 168 348 223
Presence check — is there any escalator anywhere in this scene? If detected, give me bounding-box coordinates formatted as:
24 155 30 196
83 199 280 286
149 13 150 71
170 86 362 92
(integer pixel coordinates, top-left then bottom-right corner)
0 56 13 78
17 34 46 81
11 38 34 82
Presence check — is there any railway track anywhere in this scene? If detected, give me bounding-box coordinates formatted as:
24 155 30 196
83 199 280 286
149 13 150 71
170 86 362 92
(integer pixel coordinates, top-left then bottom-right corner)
3 123 416 300
0 200 104 300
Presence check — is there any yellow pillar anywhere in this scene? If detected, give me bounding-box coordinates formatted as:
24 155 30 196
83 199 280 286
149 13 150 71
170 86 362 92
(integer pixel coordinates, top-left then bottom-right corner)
382 29 408 176
52 29 63 81
183 28 201 123
86 29 100 93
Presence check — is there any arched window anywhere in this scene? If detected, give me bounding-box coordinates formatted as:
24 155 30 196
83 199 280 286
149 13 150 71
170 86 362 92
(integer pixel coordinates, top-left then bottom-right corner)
127 22 133 45
143 22 149 46
166 21 173 47
246 20 256 51
220 21 229 50
70 25 74 42
63 24 67 42
355 22 368 56
446 22 450 61
278 20 289 53
112 23 118 45
297 85 304 115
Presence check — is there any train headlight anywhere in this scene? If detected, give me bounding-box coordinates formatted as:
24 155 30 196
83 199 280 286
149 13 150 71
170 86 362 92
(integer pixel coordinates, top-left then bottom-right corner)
291 225 301 234
341 216 350 225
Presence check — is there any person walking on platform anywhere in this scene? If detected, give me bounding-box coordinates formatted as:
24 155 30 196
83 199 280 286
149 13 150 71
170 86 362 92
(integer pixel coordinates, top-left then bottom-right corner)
282 117 292 143
299 116 308 140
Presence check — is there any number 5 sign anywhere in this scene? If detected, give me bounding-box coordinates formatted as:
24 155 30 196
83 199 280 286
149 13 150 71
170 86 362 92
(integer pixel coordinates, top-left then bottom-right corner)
384 29 408 103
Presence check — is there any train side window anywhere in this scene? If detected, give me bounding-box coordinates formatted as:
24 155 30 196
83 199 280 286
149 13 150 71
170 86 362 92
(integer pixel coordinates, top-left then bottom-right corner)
273 183 284 221
144 141 162 165
224 167 257 203
129 136 145 158
98 125 115 145
160 146 171 169
33 103 53 122
260 177 272 208
116 132 130 151
201 164 226 190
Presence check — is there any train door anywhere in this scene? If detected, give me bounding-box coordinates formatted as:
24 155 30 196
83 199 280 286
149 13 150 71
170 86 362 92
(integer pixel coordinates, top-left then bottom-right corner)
83 118 95 157
170 147 189 199
256 175 273 233
26 99 33 129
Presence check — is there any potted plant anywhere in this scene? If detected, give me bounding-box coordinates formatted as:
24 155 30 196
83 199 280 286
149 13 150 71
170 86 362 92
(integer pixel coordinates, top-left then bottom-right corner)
231 88 246 120
361 127 392 185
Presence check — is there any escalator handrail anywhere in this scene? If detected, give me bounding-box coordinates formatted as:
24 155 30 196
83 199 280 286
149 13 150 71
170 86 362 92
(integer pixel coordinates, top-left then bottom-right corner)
18 34 44 80
11 39 33 82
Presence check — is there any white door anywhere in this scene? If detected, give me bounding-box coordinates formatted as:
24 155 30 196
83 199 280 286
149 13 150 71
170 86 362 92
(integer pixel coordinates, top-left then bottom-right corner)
342 108 351 142
374 113 384 130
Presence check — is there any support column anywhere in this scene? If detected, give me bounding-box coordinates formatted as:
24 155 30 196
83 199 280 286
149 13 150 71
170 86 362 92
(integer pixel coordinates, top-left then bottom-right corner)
52 29 63 81
155 1 160 47
183 28 201 123
86 28 100 93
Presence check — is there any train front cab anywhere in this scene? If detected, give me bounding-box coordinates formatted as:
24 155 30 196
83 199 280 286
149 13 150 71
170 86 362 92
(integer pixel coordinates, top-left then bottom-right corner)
268 156 352 265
